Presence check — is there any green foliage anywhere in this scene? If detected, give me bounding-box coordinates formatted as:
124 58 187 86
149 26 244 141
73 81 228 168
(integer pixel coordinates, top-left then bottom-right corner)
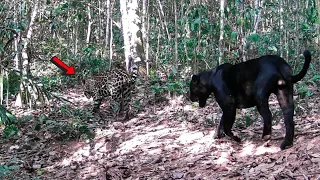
247 33 260 43
0 105 16 126
244 115 253 127
3 72 21 97
0 158 20 178
311 75 320 87
3 125 18 138
150 67 189 97
296 83 313 98
40 75 60 91
42 118 94 141
37 107 95 141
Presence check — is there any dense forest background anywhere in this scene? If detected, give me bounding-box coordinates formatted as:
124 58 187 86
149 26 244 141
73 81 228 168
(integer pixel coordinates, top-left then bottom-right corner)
0 0 320 179
1 0 319 107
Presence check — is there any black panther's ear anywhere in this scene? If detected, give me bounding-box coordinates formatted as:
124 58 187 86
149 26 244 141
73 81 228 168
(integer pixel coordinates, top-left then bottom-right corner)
191 75 200 84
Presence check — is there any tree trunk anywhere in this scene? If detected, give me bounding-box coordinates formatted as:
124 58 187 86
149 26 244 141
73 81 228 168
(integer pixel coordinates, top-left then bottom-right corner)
279 0 284 57
86 5 93 44
142 0 150 76
105 0 110 48
218 0 225 65
174 0 178 71
109 2 114 70
120 0 144 71
15 0 39 107
157 0 171 41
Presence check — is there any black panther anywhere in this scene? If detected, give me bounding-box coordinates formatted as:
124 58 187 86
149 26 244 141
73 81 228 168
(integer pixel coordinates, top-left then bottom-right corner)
189 50 311 150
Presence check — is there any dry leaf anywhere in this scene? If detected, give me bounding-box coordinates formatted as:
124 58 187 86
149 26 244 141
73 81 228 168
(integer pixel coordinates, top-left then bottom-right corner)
310 153 320 158
272 124 282 130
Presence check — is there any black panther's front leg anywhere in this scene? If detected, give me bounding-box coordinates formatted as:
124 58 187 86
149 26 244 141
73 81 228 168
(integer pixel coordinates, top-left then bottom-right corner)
221 107 241 142
214 116 225 138
215 96 241 142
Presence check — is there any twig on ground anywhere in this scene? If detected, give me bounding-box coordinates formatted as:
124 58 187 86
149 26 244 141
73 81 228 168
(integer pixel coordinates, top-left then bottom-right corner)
271 129 320 140
293 171 320 177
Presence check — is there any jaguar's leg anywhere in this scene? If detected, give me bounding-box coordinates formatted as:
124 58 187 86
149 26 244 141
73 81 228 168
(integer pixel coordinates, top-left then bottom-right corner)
122 89 132 121
110 99 120 116
92 96 102 115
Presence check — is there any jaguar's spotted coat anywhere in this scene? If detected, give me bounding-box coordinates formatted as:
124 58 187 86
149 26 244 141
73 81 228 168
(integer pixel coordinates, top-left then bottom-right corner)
82 65 138 120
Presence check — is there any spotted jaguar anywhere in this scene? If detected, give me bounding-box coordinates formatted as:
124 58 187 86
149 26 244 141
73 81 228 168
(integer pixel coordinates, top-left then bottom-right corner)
82 65 138 120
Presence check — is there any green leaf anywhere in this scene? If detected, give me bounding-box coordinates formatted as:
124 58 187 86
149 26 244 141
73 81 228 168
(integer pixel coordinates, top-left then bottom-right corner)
267 46 277 52
312 75 320 81
196 54 203 60
171 67 177 75
194 17 201 24
247 33 260 43
0 165 11 176
78 13 83 21
231 31 237 41
302 23 310 31
245 116 252 127
34 123 41 131
3 125 18 138
0 105 16 125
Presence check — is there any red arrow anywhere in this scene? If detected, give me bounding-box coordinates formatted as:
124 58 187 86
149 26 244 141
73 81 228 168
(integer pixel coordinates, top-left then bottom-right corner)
50 56 75 75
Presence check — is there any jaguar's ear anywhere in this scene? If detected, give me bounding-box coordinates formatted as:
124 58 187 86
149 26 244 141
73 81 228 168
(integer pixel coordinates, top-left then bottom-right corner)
191 75 200 84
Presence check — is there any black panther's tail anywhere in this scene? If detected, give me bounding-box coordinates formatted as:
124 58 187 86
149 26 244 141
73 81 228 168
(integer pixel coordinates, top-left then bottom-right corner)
291 50 311 83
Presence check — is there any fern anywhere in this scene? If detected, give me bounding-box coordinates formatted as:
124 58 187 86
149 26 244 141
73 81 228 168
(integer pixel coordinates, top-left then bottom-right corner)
0 105 16 125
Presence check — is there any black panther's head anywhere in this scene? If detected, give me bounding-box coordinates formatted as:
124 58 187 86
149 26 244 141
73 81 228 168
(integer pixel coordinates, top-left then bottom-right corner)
189 73 211 108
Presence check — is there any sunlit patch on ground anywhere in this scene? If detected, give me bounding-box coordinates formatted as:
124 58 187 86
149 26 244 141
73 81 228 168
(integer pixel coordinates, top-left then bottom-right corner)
1 87 320 179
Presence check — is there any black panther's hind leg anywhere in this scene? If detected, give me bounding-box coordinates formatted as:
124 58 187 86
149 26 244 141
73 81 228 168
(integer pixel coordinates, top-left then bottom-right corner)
256 98 273 140
255 74 276 140
276 85 294 150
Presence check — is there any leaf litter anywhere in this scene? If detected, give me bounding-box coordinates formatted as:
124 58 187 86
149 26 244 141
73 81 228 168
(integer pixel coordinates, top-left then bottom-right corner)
0 85 319 179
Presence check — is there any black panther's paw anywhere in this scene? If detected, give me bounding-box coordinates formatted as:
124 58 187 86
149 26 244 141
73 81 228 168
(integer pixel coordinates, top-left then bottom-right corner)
224 131 241 143
280 140 293 150
262 134 271 141
214 130 225 139
232 135 241 143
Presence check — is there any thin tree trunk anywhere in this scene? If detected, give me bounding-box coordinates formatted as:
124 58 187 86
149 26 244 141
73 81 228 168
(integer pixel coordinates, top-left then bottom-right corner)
218 0 225 65
14 3 19 69
195 0 202 69
16 0 39 107
156 27 161 70
253 0 264 33
157 0 171 41
74 9 78 55
98 0 103 41
142 0 150 76
120 0 131 70
105 0 110 48
174 0 178 71
279 0 284 56
295 1 300 57
109 2 113 70
86 5 93 44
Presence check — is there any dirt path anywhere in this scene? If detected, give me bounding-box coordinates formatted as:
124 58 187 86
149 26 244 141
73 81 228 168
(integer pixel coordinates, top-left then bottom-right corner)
1 86 319 179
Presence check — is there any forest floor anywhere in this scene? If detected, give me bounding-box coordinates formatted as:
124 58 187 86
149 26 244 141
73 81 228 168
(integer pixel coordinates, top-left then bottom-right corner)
1 84 320 180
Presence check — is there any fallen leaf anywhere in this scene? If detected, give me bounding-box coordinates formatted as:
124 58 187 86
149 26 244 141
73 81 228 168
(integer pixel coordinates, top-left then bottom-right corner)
172 172 184 179
310 158 320 163
307 143 315 150
310 153 320 158
272 124 282 130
